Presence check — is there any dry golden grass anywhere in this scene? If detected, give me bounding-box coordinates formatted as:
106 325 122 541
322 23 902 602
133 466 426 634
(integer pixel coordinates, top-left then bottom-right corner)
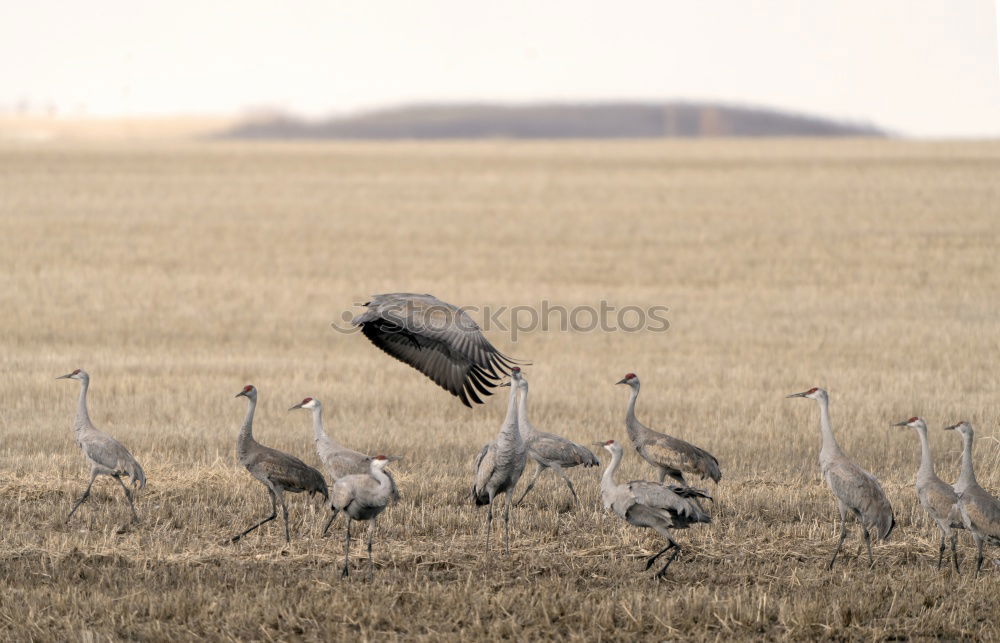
1 139 999 641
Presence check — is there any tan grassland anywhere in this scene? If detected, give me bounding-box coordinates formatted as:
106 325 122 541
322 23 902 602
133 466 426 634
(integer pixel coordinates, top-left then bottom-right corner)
1 139 999 641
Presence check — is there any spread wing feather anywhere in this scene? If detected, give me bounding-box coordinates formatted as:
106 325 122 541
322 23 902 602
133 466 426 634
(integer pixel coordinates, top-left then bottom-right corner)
353 293 526 407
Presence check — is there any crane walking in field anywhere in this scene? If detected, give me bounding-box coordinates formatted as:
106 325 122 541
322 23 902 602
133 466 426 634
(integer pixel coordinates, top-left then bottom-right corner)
616 373 721 487
288 396 398 535
945 421 1000 576
471 367 527 554
512 374 598 507
57 369 146 524
595 440 711 579
787 388 895 569
351 293 526 407
893 417 963 571
331 454 401 580
232 385 329 544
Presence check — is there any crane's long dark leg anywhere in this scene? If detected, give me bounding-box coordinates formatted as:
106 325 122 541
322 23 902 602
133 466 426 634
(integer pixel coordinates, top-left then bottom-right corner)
974 535 984 577
232 488 277 542
322 507 339 537
503 488 513 555
655 548 682 579
950 532 961 574
828 513 848 570
367 518 376 582
483 491 495 552
275 489 290 543
553 466 579 505
644 541 677 571
342 518 352 577
114 475 139 523
862 527 874 568
66 470 99 523
937 531 946 569
513 463 544 506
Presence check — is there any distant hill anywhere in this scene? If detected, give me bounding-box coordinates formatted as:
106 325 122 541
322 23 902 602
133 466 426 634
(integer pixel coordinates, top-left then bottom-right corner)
222 102 885 140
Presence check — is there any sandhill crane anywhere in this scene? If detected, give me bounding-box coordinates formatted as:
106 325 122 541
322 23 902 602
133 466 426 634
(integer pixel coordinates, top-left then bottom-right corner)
57 369 146 524
331 454 401 580
231 385 329 544
471 367 527 554
351 293 526 406
616 373 721 487
595 440 711 579
945 421 1000 576
511 374 598 507
288 396 399 535
787 388 895 569
893 417 963 571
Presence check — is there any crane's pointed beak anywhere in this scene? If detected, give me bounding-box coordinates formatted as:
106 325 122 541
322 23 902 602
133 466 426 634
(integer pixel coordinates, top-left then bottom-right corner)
615 378 627 385
892 420 909 427
235 391 246 398
288 402 303 411
386 455 403 463
943 423 959 431
499 381 511 387
56 373 72 379
786 391 808 398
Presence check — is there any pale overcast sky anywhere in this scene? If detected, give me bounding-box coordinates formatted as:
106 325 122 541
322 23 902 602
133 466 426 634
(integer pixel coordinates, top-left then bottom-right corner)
1 1 998 137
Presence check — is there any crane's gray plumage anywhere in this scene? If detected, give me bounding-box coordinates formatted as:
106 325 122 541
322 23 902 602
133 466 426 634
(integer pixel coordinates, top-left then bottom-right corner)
231 386 329 544
58 369 146 524
471 367 527 554
596 440 711 579
894 417 963 571
289 396 398 537
788 388 895 569
330 455 400 580
511 374 598 507
617 373 721 486
945 421 1000 576
351 293 526 407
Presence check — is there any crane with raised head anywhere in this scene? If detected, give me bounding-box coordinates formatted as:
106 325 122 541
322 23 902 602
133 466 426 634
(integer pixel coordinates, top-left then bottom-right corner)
787 387 895 569
616 373 721 487
288 396 398 535
57 369 146 524
351 293 526 407
892 417 963 571
471 367 527 554
945 421 1000 576
330 454 401 580
595 439 711 579
231 385 329 544
512 373 598 507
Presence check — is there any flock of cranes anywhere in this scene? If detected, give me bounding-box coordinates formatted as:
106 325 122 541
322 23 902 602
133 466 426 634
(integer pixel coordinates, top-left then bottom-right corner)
55 292 1000 580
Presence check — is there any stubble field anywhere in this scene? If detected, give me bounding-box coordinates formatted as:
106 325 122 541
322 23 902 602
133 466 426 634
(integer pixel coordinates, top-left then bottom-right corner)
1 139 999 641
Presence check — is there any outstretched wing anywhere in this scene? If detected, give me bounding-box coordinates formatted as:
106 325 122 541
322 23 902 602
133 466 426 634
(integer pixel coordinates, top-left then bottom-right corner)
352 293 525 407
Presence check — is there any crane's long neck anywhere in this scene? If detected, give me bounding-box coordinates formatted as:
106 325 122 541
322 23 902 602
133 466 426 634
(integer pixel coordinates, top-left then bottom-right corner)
500 383 521 443
601 448 623 496
370 464 392 494
237 397 257 452
817 395 841 458
957 431 977 489
311 406 327 443
74 377 92 430
517 385 534 438
624 384 642 439
914 426 935 478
